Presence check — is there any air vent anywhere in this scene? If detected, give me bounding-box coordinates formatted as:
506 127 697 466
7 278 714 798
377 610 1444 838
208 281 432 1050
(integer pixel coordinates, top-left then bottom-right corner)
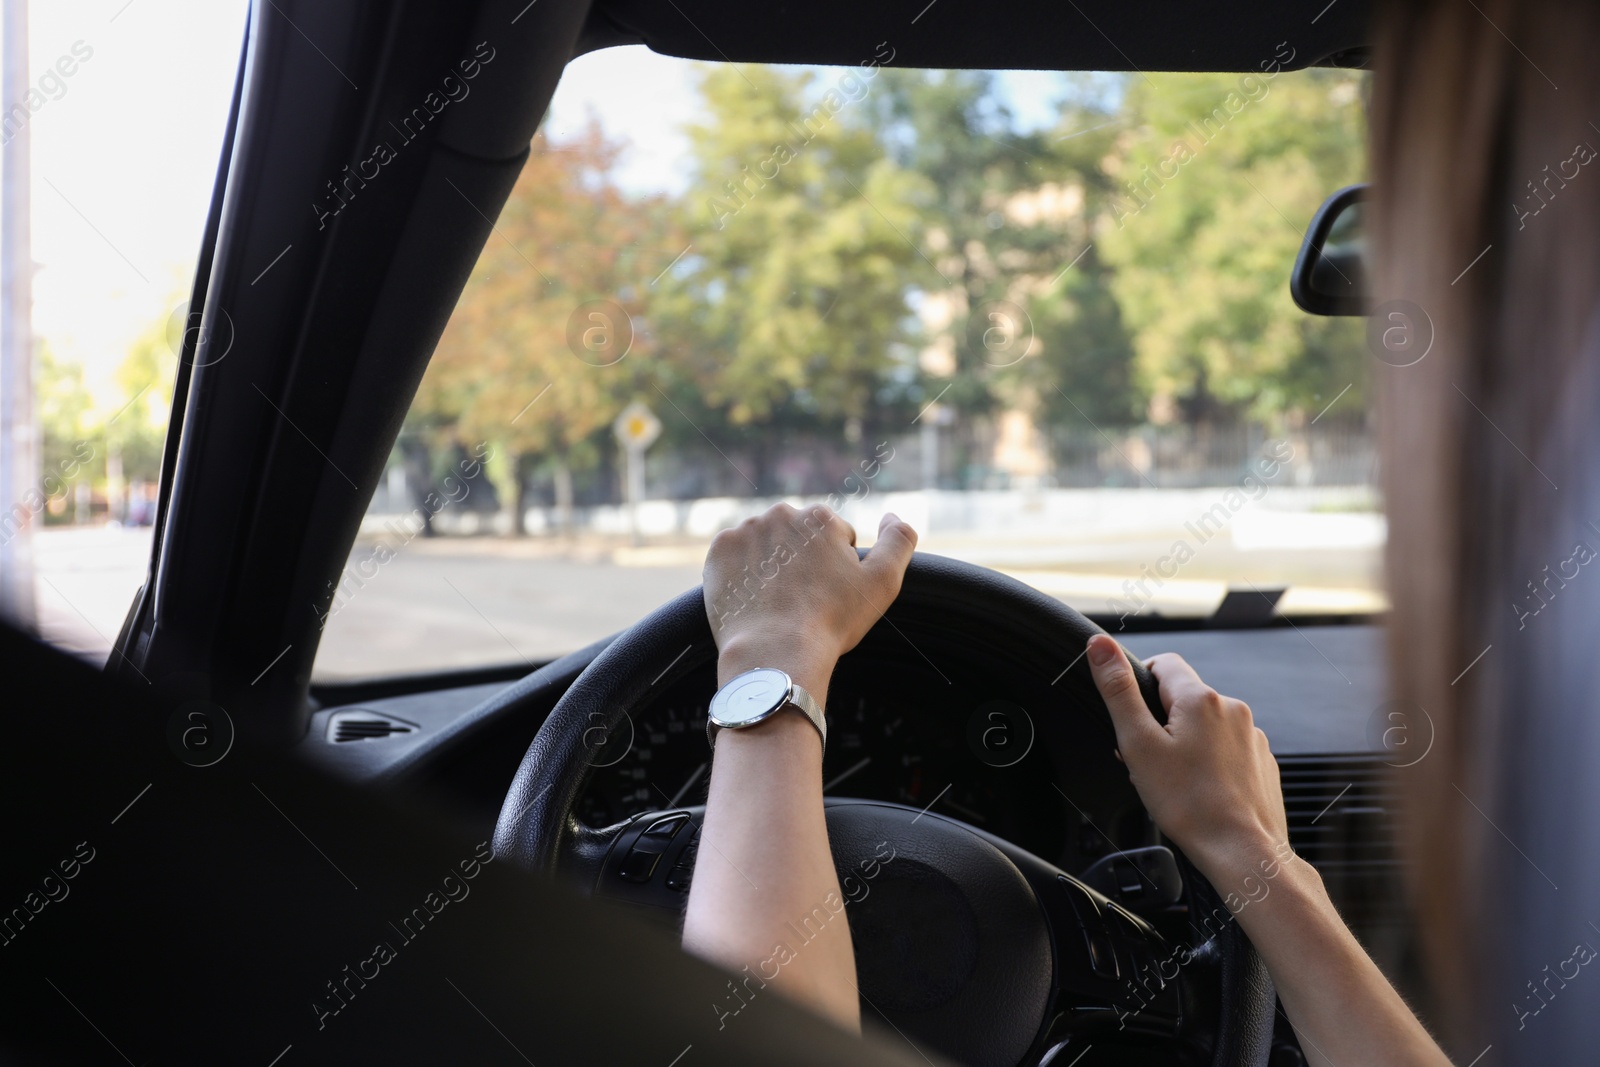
327 710 418 743
1279 754 1411 949
1280 754 1397 868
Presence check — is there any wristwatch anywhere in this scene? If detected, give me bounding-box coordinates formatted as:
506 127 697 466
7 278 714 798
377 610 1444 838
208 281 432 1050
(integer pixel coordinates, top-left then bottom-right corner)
706 667 827 752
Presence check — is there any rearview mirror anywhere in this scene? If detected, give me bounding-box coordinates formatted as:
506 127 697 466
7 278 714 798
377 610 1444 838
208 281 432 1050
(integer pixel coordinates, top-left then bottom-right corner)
1291 183 1367 316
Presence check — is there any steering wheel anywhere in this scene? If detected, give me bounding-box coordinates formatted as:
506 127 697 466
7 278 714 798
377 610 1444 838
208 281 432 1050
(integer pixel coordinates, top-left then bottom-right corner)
493 553 1275 1066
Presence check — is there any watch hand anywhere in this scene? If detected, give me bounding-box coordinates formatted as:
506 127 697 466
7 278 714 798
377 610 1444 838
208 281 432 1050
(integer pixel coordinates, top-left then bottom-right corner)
822 756 871 794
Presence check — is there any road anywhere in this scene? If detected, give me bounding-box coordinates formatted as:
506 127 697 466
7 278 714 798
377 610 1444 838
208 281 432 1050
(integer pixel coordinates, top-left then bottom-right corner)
30 508 1383 681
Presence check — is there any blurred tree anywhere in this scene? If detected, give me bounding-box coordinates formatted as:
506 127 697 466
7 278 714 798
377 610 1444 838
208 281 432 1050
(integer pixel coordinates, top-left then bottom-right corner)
1098 68 1368 424
1012 89 1145 462
36 345 99 522
414 123 677 532
110 314 179 486
871 70 1031 486
651 63 928 491
870 70 1140 483
1024 245 1142 426
408 63 1370 514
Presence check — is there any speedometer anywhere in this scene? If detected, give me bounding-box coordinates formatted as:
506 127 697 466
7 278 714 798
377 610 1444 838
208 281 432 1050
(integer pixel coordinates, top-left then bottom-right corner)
577 701 708 826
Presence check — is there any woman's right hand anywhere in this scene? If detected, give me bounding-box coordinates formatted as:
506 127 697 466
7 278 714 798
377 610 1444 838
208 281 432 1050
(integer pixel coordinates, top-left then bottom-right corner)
1083 633 1291 886
1083 633 1452 1066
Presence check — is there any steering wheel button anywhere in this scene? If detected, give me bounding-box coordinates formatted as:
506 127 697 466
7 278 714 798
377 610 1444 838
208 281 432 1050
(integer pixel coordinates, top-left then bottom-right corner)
617 849 662 883
631 836 670 856
1084 928 1119 979
642 814 689 839
1056 874 1102 926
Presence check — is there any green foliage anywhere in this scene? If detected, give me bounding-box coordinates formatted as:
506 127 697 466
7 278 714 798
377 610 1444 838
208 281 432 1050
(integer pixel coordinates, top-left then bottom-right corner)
865 70 1147 477
109 314 178 483
1025 245 1142 429
37 344 100 499
1097 68 1368 422
656 64 927 430
872 69 1058 419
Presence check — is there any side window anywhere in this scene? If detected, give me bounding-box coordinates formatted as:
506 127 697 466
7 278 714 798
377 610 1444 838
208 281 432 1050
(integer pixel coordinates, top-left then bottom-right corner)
11 3 248 661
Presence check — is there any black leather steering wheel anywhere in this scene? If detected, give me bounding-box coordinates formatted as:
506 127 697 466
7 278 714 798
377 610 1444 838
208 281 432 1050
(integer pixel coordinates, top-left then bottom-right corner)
493 552 1275 1066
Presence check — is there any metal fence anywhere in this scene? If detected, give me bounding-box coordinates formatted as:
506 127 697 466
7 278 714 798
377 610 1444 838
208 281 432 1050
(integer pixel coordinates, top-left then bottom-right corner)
368 418 1378 521
1043 418 1376 490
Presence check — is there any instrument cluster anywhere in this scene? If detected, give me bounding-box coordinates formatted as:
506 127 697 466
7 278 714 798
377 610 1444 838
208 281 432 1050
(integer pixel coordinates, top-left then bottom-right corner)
575 654 1094 864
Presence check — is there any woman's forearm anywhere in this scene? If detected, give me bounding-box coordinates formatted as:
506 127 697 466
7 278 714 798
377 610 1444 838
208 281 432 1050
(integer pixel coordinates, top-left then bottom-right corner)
1202 841 1449 1067
680 647 860 1032
684 506 915 1033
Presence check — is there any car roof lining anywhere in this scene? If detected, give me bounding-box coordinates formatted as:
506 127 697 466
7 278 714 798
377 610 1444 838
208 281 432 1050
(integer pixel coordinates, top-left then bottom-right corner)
574 0 1372 72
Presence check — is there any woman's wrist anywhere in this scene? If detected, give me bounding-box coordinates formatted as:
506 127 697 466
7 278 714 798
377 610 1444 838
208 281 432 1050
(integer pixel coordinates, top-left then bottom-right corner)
1184 827 1293 889
715 635 837 709
1184 831 1326 914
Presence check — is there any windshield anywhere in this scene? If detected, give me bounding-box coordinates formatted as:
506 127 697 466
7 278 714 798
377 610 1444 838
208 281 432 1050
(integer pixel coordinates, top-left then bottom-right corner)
313 49 1375 681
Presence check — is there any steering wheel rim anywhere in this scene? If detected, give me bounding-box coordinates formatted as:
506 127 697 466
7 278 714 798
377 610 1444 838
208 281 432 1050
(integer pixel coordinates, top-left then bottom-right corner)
493 552 1275 1066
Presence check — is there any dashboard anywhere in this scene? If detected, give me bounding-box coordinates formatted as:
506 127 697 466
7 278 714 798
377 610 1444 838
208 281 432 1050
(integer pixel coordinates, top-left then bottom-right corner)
301 624 1387 881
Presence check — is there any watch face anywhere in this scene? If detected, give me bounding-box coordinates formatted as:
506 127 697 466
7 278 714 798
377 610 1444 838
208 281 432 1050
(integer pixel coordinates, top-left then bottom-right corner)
711 668 791 727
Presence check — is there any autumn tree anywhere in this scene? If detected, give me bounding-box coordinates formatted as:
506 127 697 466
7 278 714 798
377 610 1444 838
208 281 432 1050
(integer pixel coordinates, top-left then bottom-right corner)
415 123 676 531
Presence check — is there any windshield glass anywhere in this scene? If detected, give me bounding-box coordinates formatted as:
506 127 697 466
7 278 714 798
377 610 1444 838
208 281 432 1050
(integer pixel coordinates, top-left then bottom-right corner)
314 49 1376 681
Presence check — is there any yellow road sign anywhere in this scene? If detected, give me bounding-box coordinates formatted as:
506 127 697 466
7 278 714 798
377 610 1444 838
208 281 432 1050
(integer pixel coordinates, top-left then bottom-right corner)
613 401 661 450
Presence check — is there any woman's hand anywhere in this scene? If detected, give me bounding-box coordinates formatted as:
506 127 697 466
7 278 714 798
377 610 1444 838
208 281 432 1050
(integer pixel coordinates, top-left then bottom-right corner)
1083 633 1289 885
1083 633 1451 1067
703 504 918 698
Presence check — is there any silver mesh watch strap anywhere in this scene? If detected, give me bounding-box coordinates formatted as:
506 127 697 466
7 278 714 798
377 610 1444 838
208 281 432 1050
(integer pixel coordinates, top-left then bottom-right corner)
705 681 827 752
784 683 828 750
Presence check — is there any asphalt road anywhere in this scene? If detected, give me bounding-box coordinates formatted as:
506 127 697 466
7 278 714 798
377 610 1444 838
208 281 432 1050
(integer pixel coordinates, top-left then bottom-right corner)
28 517 1383 681
316 541 706 678
28 526 708 678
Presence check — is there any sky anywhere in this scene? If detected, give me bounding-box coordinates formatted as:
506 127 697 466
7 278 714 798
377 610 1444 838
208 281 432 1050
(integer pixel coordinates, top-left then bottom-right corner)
13 2 1078 411
24 0 248 411
544 46 1083 197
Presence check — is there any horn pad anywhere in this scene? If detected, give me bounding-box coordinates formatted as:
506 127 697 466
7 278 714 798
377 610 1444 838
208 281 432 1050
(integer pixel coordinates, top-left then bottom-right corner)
826 800 1053 1067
